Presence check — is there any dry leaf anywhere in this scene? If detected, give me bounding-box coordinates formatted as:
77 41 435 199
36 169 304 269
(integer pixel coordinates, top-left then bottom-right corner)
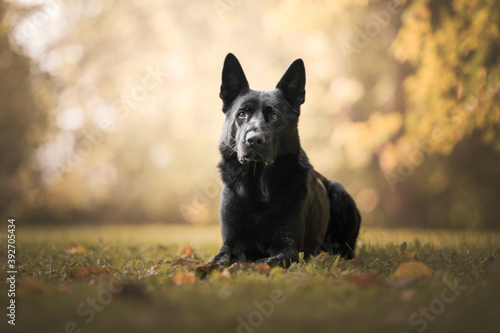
176 257 204 268
351 257 365 266
147 260 161 271
18 276 44 296
346 272 381 288
248 263 271 274
195 262 219 279
394 261 432 279
221 268 232 279
65 245 85 254
399 252 417 260
401 288 415 301
177 244 193 256
172 272 196 285
55 284 71 293
69 267 110 280
316 251 329 262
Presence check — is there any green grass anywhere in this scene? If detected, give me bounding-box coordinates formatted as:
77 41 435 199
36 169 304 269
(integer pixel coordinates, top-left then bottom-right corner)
1 225 500 333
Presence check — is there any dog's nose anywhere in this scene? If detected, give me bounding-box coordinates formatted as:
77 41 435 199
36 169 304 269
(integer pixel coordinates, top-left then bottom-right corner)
246 131 266 149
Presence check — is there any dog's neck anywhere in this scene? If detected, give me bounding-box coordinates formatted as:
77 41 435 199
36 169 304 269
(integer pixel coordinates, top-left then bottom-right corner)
218 150 311 202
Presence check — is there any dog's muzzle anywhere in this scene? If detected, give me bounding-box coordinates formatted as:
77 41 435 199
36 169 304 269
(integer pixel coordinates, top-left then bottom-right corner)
238 131 274 165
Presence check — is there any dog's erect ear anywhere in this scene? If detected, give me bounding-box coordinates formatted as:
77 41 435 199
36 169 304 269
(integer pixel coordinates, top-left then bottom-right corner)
220 53 249 111
276 59 306 109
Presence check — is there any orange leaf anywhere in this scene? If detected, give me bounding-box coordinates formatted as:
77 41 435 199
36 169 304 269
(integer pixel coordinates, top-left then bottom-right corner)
221 268 232 279
176 258 204 268
351 257 365 266
394 261 432 279
346 272 381 288
172 272 196 285
18 276 44 296
399 252 417 260
178 244 193 256
65 246 85 254
69 267 110 280
249 263 271 274
316 251 329 262
55 284 71 293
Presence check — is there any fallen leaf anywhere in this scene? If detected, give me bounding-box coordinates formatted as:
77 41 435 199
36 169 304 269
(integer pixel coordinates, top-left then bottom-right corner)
401 288 415 301
178 244 193 256
18 276 44 296
195 262 219 278
147 260 161 271
69 267 110 280
172 272 196 285
227 263 245 275
399 252 417 260
248 263 271 274
176 257 204 268
351 257 365 266
55 284 71 293
394 261 432 279
221 268 232 279
346 272 381 288
316 251 329 262
65 245 86 254
105 248 115 254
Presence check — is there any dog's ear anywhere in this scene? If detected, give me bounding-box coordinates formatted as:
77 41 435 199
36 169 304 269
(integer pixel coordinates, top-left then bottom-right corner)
276 59 306 109
220 53 249 111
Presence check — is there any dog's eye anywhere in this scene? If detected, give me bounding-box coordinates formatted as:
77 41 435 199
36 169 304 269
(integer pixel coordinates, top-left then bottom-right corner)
238 112 247 119
270 113 279 120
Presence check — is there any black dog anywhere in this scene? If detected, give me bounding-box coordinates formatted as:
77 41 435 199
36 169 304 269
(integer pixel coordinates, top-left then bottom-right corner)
213 53 361 267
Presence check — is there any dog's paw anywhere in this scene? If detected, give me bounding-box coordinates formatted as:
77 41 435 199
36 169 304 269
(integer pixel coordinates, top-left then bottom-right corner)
256 257 278 267
213 252 232 267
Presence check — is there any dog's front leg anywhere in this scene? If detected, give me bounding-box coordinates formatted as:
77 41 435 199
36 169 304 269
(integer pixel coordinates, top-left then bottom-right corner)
212 244 245 266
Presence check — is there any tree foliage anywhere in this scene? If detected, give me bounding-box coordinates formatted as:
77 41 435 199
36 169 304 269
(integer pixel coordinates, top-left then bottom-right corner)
1 0 499 228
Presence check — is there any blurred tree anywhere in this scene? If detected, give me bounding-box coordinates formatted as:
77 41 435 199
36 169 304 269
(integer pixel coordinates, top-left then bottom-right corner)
390 0 500 156
383 0 500 228
0 1 48 221
1 0 498 229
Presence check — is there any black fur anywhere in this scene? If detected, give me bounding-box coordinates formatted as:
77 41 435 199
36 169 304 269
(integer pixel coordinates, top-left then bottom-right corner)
213 53 361 267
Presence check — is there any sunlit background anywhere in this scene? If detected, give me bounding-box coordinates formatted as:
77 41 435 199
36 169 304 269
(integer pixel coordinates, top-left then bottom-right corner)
1 0 499 229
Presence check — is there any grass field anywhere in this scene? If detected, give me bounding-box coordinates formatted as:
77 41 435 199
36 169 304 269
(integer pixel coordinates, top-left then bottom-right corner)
1 224 500 333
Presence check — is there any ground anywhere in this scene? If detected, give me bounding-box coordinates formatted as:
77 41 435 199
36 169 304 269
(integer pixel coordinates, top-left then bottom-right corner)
1 224 499 333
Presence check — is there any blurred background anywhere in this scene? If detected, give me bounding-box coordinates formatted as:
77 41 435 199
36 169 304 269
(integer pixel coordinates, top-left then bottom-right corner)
1 0 499 229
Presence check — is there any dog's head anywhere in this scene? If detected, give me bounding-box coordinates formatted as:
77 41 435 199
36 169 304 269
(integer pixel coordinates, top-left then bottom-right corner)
219 53 306 165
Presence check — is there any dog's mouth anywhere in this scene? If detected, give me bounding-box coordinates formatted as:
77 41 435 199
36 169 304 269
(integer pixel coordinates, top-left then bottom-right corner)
238 148 275 165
